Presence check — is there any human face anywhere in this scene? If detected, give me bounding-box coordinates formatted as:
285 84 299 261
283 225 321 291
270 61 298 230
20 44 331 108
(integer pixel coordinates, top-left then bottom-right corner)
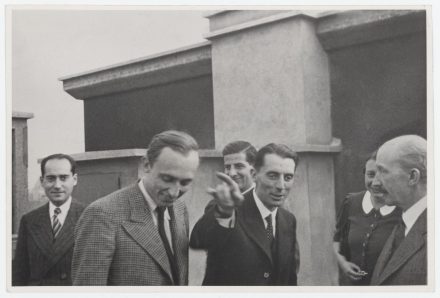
372 146 411 210
224 152 255 192
143 147 199 207
364 159 382 199
255 154 296 211
40 158 77 207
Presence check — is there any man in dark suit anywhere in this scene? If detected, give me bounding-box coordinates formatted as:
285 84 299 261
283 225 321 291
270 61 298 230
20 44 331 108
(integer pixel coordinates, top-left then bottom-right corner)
203 141 257 214
370 135 427 285
72 130 199 285
190 143 299 285
13 153 84 286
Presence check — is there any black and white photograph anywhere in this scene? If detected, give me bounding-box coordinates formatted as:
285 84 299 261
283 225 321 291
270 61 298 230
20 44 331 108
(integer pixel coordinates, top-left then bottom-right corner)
4 2 438 296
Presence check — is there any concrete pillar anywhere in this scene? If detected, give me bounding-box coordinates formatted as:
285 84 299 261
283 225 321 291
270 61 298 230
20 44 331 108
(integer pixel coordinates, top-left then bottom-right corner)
12 111 34 255
206 10 341 285
12 111 33 235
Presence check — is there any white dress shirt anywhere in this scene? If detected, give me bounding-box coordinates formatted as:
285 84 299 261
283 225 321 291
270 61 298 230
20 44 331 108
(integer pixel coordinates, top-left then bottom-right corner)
253 189 278 237
138 180 173 253
402 195 427 236
49 196 72 227
216 189 278 234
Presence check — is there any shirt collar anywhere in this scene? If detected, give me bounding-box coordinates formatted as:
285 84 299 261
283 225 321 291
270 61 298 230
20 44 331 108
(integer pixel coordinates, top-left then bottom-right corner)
253 189 278 221
362 191 396 216
138 180 170 220
402 195 427 234
242 183 255 195
49 196 72 216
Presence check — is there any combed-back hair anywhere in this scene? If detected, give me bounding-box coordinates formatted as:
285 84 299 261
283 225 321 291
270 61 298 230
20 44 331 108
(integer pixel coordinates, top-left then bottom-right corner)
222 141 257 166
254 143 299 172
147 130 199 165
40 153 76 176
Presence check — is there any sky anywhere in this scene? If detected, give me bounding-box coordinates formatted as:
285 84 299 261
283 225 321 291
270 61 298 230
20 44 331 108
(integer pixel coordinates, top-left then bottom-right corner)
11 8 210 189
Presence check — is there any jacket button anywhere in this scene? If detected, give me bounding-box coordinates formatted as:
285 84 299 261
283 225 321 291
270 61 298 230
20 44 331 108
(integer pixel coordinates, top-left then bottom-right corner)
60 273 67 280
263 272 270 278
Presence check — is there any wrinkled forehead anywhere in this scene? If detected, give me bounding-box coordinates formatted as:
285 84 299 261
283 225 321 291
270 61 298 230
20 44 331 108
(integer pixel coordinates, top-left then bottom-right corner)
224 152 248 165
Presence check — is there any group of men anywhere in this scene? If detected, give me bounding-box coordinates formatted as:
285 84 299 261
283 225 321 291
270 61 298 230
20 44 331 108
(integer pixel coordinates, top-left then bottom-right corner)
12 130 428 286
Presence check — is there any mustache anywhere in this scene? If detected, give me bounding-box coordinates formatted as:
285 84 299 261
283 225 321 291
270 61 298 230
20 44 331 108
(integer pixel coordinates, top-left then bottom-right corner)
370 186 387 193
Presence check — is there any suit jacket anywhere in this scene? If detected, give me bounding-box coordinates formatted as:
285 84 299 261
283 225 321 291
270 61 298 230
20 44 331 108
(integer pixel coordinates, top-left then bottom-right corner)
190 191 298 285
370 209 427 285
12 201 84 286
71 183 189 285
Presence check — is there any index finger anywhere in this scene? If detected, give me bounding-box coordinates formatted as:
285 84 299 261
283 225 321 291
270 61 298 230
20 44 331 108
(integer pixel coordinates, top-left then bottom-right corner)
215 172 238 189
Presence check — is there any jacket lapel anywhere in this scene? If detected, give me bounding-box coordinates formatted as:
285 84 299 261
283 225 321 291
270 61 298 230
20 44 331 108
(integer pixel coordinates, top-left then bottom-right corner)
28 203 54 258
239 193 273 263
42 201 83 275
378 210 427 284
121 185 173 283
371 226 396 284
275 210 293 276
168 202 188 285
51 203 80 257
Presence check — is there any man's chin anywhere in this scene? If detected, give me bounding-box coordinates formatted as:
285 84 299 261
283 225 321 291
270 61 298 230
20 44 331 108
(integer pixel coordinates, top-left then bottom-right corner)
48 197 69 206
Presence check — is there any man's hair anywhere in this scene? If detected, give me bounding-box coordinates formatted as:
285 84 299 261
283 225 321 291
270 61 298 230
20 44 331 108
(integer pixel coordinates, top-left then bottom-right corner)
396 136 427 184
254 143 299 172
222 141 257 166
41 153 76 176
362 150 377 174
147 130 199 165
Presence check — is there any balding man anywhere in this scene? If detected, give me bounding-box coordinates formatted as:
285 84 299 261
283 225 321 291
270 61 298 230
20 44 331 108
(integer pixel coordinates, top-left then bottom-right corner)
370 135 427 285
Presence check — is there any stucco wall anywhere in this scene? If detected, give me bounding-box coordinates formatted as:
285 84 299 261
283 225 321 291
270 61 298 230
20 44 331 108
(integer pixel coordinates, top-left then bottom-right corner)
329 31 427 208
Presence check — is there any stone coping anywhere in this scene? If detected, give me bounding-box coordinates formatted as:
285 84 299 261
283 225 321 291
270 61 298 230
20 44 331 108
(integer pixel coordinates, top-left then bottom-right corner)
59 41 212 99
43 139 342 163
204 10 338 40
317 10 426 50
12 111 34 119
65 149 223 162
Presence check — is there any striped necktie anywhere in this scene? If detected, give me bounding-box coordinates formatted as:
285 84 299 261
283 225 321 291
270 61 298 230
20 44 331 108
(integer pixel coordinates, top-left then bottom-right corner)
52 207 62 240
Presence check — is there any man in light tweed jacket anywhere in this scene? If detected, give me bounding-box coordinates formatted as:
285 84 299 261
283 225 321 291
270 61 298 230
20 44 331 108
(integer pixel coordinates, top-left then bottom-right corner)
72 130 200 285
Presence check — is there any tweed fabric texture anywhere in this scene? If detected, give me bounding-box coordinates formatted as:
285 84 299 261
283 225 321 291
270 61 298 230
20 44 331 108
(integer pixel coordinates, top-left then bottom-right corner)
72 183 189 286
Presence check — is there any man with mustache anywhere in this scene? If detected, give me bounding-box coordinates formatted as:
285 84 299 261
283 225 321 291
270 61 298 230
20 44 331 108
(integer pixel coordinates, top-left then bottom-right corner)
370 135 427 285
72 130 200 285
190 143 299 285
13 154 84 286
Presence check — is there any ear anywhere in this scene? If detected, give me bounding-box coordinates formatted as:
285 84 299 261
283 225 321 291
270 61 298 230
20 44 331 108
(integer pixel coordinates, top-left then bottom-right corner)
73 173 78 186
408 168 420 186
250 167 256 179
142 156 152 173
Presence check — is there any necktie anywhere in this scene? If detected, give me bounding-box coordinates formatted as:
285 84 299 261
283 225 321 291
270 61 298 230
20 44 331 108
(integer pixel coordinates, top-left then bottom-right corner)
157 206 178 284
265 214 274 247
52 207 62 240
